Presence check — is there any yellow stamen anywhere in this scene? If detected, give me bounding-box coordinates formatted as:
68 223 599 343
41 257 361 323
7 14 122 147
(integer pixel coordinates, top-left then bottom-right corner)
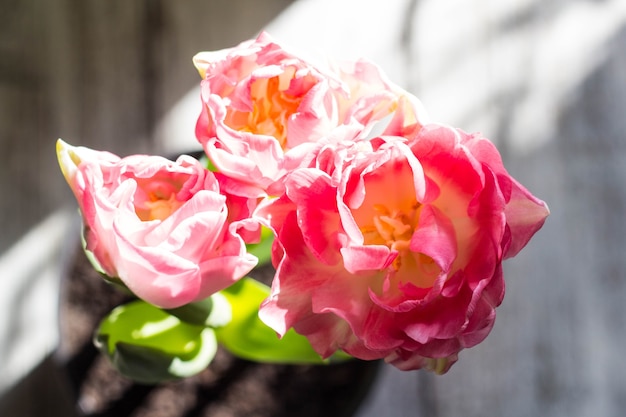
361 201 421 271
137 193 183 222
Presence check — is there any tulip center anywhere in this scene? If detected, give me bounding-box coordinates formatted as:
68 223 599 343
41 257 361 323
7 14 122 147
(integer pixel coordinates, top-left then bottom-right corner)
141 192 184 221
134 179 185 222
226 68 317 149
360 202 420 270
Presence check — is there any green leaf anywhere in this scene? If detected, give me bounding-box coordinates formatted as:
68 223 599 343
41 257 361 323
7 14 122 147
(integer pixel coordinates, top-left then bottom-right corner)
164 292 232 328
203 154 218 172
95 300 217 383
216 277 326 364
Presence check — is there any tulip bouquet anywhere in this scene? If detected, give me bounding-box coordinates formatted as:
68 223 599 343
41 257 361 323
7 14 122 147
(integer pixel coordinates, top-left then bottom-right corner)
57 32 549 383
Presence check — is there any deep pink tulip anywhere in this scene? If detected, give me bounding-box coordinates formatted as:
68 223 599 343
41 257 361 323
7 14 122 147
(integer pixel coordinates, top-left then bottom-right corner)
257 124 549 373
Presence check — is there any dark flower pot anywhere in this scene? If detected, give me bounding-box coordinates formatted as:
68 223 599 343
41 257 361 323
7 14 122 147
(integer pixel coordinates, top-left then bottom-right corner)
54 242 380 417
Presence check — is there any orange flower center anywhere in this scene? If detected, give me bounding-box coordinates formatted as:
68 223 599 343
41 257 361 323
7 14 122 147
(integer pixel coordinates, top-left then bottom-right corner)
225 68 317 149
140 192 184 222
134 178 186 222
360 202 420 270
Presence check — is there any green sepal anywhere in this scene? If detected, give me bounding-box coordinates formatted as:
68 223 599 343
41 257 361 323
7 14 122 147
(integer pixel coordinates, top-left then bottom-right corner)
95 300 217 384
164 292 232 328
216 277 326 364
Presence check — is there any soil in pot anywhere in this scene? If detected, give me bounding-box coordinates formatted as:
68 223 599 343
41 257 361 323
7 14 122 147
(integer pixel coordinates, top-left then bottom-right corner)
55 245 380 417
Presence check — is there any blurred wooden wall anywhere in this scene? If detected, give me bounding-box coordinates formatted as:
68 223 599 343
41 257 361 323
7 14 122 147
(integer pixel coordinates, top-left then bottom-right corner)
0 0 293 254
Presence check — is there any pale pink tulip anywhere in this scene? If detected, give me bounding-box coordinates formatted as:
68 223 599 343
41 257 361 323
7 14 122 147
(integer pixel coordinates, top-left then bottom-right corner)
193 32 428 198
194 32 342 197
57 139 257 309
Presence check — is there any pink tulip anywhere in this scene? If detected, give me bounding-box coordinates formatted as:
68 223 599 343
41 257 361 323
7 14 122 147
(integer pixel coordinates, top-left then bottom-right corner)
256 124 549 373
193 32 428 198
194 32 339 196
333 59 428 138
57 140 257 309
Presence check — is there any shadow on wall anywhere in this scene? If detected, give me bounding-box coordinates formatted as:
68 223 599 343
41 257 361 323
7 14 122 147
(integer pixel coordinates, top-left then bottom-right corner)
0 1 294 415
0 0 294 255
